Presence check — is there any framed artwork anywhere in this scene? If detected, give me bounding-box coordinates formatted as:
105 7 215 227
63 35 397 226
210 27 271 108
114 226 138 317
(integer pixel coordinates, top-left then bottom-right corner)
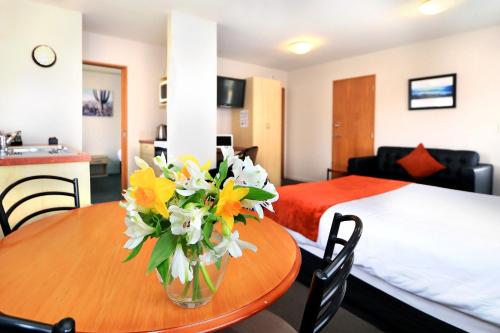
408 74 456 110
83 89 114 117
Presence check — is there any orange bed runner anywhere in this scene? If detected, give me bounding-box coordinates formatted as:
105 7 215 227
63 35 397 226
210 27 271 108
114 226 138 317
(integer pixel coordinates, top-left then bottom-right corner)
269 175 409 241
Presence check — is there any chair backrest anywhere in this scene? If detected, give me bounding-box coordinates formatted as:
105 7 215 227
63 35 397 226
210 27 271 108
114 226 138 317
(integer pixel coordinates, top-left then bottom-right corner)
299 213 363 333
0 312 75 333
0 175 80 236
239 146 258 164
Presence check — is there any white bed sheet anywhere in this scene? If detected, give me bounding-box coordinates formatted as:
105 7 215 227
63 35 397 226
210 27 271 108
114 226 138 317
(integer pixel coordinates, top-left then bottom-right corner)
285 183 500 333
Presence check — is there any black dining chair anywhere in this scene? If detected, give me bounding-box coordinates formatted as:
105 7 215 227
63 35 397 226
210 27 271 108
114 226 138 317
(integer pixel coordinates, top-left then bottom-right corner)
222 213 363 333
237 146 259 164
0 312 75 333
0 175 80 236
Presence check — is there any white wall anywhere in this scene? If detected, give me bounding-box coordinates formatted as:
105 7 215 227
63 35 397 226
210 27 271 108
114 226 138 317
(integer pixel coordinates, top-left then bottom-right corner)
82 32 166 178
82 65 121 174
0 0 82 149
217 57 288 133
167 11 217 166
287 25 500 194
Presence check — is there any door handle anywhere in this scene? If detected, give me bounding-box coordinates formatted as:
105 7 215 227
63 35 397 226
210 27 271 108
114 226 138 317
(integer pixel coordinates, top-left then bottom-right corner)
334 123 341 128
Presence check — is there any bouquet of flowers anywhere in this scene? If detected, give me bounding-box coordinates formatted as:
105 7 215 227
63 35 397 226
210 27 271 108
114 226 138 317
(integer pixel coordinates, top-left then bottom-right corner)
120 148 278 307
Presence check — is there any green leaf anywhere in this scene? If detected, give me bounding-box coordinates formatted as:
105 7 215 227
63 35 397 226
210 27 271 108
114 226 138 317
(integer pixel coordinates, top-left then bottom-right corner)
178 189 205 208
203 221 214 241
238 186 276 201
122 237 147 263
234 214 247 225
216 159 229 188
243 214 260 222
155 220 162 236
203 238 215 250
147 232 176 273
156 258 169 287
204 213 218 224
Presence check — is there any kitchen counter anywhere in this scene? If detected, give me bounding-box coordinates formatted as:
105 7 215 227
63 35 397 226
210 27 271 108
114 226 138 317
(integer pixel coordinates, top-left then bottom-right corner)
139 139 154 144
0 146 91 166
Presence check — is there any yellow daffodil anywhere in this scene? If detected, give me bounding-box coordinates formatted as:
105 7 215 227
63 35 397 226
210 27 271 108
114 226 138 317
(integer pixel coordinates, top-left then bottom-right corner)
215 179 249 230
130 167 175 218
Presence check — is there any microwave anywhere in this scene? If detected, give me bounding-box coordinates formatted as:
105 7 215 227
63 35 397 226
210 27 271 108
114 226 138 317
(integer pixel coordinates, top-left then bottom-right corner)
159 77 167 105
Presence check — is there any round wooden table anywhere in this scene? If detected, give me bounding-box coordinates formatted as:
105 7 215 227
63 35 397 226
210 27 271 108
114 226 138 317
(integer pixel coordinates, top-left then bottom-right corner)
0 202 301 332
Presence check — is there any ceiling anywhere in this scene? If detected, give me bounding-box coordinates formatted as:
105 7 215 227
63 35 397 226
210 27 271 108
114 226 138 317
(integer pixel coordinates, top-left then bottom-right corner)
34 0 500 70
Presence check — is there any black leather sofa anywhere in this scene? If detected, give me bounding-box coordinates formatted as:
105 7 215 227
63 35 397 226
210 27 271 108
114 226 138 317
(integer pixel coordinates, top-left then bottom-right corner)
348 146 493 194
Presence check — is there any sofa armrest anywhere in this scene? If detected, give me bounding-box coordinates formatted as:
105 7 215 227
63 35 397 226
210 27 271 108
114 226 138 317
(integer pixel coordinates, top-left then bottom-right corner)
463 164 494 194
348 156 377 175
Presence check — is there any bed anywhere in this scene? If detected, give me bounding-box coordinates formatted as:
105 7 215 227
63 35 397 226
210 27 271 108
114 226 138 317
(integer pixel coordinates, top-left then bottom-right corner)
270 175 500 333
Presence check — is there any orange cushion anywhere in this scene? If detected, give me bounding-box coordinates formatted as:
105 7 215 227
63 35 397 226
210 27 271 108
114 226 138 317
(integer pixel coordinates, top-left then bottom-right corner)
397 144 446 179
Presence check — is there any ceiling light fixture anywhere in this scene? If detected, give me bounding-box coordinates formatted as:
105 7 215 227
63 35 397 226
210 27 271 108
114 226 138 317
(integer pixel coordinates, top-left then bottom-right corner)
419 0 453 15
288 41 313 55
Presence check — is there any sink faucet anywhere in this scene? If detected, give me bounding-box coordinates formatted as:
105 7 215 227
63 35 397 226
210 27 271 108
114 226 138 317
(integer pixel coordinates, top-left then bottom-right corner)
0 131 21 156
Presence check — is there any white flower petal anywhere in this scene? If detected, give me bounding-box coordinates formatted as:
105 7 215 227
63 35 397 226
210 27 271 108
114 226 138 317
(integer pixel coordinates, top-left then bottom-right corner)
171 244 193 284
254 204 264 219
123 212 154 249
153 153 168 170
236 238 258 253
124 237 142 250
176 189 195 196
134 156 150 170
227 241 243 258
221 147 238 166
215 231 257 258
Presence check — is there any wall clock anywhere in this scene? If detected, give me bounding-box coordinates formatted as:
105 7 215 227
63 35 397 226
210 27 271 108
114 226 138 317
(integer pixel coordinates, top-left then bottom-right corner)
32 45 57 68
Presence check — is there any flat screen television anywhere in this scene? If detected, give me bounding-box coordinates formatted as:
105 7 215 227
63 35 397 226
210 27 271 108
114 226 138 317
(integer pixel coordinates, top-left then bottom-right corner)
217 76 246 108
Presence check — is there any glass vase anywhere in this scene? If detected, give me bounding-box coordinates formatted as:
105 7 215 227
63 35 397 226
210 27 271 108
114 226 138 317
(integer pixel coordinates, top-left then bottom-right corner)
164 250 229 308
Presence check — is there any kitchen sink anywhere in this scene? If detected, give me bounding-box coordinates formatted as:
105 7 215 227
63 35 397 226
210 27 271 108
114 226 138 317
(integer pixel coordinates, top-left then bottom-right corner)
6 145 70 156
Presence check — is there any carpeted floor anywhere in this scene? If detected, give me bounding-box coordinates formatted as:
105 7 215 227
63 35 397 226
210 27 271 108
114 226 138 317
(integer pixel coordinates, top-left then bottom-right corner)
90 174 122 204
268 282 383 333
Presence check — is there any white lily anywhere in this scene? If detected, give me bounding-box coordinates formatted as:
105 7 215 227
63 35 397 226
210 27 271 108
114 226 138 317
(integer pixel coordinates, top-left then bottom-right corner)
123 211 155 249
169 204 207 244
214 231 257 258
153 152 167 169
232 157 268 188
242 181 279 218
199 250 218 265
134 156 150 170
175 160 213 196
171 243 193 284
221 146 239 167
119 189 139 213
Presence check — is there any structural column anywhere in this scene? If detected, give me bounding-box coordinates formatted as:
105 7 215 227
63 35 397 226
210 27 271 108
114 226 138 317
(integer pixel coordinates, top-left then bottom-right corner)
166 11 217 166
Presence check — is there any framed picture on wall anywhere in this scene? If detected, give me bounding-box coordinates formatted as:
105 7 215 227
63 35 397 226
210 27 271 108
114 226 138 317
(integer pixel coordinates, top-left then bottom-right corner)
83 89 114 117
408 73 456 110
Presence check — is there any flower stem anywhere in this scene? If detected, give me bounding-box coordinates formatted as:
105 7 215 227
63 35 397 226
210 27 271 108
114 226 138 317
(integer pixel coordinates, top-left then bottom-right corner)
199 262 216 293
192 263 200 301
182 280 192 297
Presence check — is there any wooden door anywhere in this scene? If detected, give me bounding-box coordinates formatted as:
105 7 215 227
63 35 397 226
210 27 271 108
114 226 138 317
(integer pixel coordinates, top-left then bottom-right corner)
332 75 375 172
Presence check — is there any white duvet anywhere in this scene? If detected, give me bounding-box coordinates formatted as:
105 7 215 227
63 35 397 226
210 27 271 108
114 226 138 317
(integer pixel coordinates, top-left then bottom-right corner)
310 184 500 327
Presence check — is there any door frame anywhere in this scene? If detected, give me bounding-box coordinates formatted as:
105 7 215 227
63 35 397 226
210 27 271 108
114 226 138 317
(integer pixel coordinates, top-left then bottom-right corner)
281 87 285 181
332 74 376 172
83 60 128 190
